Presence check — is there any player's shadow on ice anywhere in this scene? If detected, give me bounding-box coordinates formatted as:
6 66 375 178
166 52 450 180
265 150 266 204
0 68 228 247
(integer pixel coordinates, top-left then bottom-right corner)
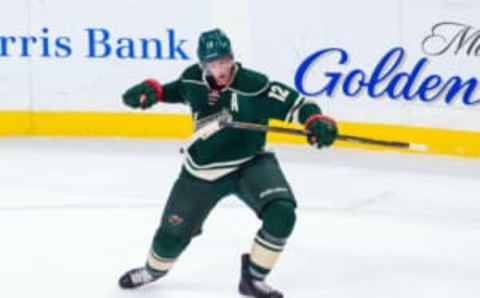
113 279 236 298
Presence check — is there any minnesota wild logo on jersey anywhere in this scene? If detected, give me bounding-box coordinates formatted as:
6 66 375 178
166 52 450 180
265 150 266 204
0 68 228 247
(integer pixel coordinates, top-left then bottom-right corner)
157 62 321 181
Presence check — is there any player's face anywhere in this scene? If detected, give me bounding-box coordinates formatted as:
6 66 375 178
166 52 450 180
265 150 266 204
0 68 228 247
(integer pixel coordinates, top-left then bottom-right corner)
205 57 234 86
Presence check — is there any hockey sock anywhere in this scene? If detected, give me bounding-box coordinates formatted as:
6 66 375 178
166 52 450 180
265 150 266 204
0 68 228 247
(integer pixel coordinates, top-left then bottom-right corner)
248 229 287 280
146 228 191 277
146 250 176 277
248 200 296 280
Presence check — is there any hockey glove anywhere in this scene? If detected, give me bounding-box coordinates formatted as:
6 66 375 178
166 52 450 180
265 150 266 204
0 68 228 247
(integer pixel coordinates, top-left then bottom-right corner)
123 79 163 109
305 114 338 148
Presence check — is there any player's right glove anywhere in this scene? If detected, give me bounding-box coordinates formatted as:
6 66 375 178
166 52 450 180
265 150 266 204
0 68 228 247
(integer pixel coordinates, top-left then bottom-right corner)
305 114 338 148
122 79 163 109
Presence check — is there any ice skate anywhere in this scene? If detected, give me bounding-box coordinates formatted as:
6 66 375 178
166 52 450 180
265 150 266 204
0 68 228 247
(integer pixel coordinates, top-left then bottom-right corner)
239 254 284 298
118 267 162 289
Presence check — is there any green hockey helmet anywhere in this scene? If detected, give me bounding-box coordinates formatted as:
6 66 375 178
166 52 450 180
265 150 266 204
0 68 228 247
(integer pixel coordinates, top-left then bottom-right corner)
197 28 233 64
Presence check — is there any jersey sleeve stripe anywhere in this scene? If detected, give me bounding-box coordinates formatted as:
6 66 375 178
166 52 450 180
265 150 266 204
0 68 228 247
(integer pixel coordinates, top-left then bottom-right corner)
285 95 305 123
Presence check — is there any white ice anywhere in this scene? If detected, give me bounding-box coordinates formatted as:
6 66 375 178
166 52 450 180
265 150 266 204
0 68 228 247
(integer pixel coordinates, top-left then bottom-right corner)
0 138 479 298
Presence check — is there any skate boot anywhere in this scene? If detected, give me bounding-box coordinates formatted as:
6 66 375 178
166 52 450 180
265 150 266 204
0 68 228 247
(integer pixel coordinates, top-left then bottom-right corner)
118 267 163 289
239 254 284 298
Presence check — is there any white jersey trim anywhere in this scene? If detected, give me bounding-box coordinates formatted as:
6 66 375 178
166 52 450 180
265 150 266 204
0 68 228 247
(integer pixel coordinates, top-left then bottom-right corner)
285 94 305 123
185 151 254 170
182 151 255 181
183 160 240 181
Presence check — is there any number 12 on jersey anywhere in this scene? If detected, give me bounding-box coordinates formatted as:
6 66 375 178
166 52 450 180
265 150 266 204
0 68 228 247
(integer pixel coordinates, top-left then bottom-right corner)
268 85 290 102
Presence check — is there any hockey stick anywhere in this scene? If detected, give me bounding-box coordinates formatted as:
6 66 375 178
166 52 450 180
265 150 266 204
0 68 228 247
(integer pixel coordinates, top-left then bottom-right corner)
220 120 427 151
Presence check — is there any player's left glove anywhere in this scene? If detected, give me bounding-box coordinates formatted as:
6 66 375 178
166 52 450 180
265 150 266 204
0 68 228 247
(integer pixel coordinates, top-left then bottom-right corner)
305 114 338 148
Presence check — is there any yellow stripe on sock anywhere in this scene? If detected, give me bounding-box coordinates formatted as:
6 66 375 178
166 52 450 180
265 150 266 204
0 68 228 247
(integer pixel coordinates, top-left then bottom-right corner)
147 250 177 272
250 241 282 270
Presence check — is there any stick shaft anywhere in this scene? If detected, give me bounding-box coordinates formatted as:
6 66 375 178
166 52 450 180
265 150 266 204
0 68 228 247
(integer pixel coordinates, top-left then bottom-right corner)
222 121 412 149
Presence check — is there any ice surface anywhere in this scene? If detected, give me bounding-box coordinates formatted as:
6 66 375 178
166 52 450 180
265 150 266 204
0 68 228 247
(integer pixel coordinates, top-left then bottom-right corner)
0 138 479 298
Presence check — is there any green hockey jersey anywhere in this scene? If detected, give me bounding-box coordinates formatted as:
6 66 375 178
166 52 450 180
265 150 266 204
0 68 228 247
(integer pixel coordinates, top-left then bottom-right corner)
161 63 322 181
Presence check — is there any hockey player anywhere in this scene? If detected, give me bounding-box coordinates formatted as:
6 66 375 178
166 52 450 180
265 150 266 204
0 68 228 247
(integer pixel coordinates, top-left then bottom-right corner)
118 29 337 298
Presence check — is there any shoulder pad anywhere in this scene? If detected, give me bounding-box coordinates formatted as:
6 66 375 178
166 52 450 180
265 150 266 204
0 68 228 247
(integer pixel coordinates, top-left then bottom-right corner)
229 65 269 96
180 64 203 83
269 80 298 93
